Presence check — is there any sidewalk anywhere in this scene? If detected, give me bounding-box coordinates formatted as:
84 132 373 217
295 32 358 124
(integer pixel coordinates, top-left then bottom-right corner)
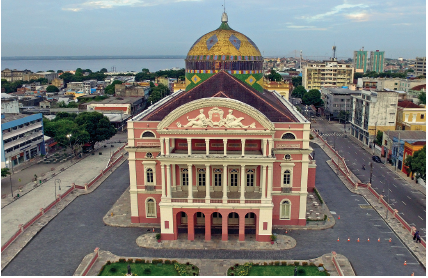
312 135 426 268
76 249 355 276
1 145 119 246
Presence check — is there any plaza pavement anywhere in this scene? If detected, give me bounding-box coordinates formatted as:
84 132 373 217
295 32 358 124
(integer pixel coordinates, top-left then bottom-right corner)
2 145 425 276
1 144 120 246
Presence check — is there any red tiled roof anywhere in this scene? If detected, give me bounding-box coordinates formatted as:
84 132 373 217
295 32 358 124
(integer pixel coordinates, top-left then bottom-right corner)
142 71 298 122
412 141 426 146
410 84 426 91
398 100 422 109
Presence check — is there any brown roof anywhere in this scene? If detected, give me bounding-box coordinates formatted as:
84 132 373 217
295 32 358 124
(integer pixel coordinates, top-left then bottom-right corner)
398 100 422 109
410 84 426 91
412 141 426 146
142 71 298 122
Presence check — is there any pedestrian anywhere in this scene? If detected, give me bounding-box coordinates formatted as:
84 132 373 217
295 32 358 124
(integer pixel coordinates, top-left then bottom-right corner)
416 234 421 243
413 230 419 241
362 164 365 170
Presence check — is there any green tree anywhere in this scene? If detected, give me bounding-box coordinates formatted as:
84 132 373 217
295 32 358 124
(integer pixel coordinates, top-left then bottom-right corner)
267 70 282 82
148 90 162 104
57 70 63 73
74 112 117 147
338 110 350 123
291 76 302 87
142 68 150 74
75 68 83 76
375 130 383 146
59 72 74 84
46 85 59 93
405 146 426 181
105 80 123 95
1 168 10 177
354 73 364 79
43 119 90 149
418 91 426 105
291 85 306 99
100 68 108 73
302 89 323 107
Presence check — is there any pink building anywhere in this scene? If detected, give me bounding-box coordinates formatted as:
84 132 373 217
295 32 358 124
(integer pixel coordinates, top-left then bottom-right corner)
126 14 316 242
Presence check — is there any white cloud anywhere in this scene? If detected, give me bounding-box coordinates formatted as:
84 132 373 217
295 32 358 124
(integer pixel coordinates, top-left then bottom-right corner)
62 0 201 11
286 25 328 31
392 23 412 26
344 12 370 22
300 3 370 22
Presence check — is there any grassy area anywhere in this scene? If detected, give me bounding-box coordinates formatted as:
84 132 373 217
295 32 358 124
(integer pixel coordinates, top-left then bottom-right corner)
99 261 199 276
248 265 328 276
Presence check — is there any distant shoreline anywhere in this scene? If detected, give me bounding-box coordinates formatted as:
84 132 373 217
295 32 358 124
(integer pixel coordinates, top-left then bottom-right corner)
1 56 186 60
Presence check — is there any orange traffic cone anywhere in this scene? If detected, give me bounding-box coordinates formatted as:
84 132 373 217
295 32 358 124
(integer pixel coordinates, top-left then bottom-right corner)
368 237 370 242
411 272 414 276
285 230 288 234
378 238 380 242
348 237 350 242
389 238 392 242
153 228 155 232
357 238 360 242
338 215 340 220
404 261 407 266
337 237 340 242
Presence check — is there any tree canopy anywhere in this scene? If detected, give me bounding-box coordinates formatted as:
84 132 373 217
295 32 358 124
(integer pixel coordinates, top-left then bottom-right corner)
374 130 383 146
302 89 323 107
291 76 302 87
148 83 170 104
1 168 11 177
46 85 59 93
418 91 426 105
43 119 90 148
59 68 106 84
291 85 306 99
404 146 426 181
100 68 108 73
266 70 282 82
74 112 117 146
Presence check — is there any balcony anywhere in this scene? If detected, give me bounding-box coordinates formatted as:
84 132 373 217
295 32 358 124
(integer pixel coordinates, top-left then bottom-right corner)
163 149 267 159
3 131 43 150
2 122 42 140
171 190 262 200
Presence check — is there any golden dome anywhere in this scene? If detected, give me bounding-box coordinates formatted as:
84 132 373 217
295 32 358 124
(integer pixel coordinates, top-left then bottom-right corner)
187 13 262 58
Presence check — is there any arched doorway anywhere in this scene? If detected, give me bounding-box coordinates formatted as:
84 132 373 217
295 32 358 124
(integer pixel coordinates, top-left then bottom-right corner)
228 212 239 236
245 212 257 240
194 211 206 239
211 212 223 236
175 211 188 240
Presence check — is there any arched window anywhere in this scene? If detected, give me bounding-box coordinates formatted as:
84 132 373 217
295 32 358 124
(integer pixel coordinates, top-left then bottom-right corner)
280 200 291 220
146 168 154 183
146 198 156 218
283 170 291 186
142 131 155 138
281 133 296 140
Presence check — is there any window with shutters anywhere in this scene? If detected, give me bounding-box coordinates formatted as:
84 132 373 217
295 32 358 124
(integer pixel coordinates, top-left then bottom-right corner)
280 200 291 220
146 198 156 218
246 169 254 187
198 169 206 186
181 168 188 186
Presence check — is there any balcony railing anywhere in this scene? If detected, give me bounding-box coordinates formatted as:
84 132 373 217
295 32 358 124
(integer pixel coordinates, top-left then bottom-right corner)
281 187 292 193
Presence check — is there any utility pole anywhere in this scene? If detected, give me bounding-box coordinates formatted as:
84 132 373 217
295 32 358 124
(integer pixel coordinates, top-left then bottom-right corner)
395 132 401 172
369 162 373 184
372 121 377 155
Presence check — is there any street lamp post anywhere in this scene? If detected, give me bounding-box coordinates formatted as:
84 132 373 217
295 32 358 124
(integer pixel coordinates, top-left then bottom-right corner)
66 134 72 161
369 162 373 184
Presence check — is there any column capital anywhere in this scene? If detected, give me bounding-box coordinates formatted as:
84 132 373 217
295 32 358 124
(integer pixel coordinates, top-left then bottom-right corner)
241 165 246 169
223 138 227 142
165 138 170 141
241 138 246 142
187 163 193 167
187 138 192 142
223 164 228 167
205 138 210 142
205 164 211 167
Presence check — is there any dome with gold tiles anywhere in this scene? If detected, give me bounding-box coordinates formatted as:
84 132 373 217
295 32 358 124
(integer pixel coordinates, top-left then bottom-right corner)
185 12 264 92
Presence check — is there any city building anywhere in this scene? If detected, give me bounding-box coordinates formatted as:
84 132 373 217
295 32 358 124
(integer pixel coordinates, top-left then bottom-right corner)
262 81 290 99
381 130 426 171
350 90 399 146
1 69 32 82
407 84 426 104
115 84 150 99
353 48 369 73
402 141 426 176
414 57 426 76
126 13 316 242
172 81 186 93
1 99 20 114
1 113 45 168
302 60 354 90
359 77 426 94
86 97 145 116
67 82 85 92
51 78 64 89
396 100 426 131
320 87 361 120
369 50 385 73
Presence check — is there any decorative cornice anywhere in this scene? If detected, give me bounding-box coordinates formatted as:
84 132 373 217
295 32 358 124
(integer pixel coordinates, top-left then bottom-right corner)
157 98 275 131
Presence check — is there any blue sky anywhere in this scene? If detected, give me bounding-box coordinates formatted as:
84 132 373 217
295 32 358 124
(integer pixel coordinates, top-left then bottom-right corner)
1 0 426 59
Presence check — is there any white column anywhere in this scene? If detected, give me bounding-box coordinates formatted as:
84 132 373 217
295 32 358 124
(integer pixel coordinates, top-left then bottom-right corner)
268 139 274 157
165 138 170 155
172 164 176 191
241 139 246 156
166 163 171 199
205 164 210 202
261 165 266 199
240 165 245 201
161 164 166 198
222 164 228 202
188 164 193 200
205 139 210 156
267 164 273 199
262 139 267 157
160 138 165 156
187 138 192 156
223 139 227 156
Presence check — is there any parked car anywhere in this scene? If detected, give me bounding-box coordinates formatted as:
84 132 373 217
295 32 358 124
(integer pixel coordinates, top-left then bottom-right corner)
372 156 382 163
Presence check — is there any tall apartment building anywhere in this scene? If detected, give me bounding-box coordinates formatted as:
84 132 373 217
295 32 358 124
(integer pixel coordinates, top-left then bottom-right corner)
353 49 369 73
350 90 399 146
1 113 46 168
415 57 426 76
369 50 385 73
302 60 354 90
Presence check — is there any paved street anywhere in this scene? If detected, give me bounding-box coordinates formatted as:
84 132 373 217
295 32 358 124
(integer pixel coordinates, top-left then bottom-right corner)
312 118 427 239
2 144 425 276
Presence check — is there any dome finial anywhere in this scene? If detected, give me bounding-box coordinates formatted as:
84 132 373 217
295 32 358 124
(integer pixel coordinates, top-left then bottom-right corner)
221 0 228 23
